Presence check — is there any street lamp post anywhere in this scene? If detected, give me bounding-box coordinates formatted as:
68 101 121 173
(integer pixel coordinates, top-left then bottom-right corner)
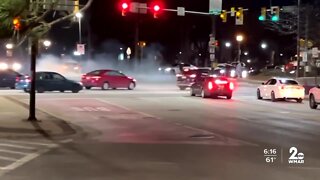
76 12 83 44
236 35 244 62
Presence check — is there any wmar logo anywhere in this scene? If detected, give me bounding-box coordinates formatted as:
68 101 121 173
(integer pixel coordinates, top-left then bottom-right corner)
288 147 304 164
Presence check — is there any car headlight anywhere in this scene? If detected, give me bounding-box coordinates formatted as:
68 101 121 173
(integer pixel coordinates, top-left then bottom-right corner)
242 70 248 78
12 63 22 71
158 67 162 71
0 63 9 70
165 67 171 72
230 70 236 77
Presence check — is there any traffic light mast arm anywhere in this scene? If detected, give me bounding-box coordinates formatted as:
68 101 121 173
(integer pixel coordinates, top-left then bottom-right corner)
161 8 249 16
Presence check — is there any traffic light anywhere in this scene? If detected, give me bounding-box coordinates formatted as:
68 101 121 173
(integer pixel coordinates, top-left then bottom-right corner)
235 7 243 25
120 1 129 16
13 17 21 31
152 4 161 18
271 6 280 21
220 10 227 23
150 1 163 18
259 7 267 21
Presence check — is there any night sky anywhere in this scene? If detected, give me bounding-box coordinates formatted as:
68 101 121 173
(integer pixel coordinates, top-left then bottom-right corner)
49 0 317 65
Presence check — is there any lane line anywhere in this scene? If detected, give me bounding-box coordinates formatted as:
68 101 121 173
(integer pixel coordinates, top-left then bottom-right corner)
0 143 35 150
2 140 56 147
0 149 29 155
0 149 51 170
0 156 18 161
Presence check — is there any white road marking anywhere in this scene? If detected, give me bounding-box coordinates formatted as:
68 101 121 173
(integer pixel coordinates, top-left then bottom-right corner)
0 156 18 161
0 143 35 150
2 140 57 147
0 149 29 155
0 148 51 170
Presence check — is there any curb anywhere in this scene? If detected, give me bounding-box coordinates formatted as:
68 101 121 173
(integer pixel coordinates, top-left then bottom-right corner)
2 96 88 140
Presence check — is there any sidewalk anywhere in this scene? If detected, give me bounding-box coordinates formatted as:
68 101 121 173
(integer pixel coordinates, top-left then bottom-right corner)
0 96 77 139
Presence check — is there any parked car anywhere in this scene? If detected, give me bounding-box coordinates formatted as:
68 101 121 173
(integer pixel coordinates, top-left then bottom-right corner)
81 69 136 90
0 69 23 89
15 71 83 93
309 84 320 109
257 78 305 102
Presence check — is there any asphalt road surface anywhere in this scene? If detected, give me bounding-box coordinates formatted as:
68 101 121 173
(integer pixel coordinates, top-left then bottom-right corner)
0 77 320 180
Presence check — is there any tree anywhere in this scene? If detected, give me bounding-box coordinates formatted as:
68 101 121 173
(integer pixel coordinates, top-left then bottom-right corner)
0 0 93 120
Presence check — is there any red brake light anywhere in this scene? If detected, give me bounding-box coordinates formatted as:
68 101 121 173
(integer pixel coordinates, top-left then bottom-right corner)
208 81 213 90
229 82 234 90
16 77 20 82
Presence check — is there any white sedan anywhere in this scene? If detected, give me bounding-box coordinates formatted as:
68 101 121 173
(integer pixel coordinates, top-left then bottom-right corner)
257 78 305 103
309 85 320 109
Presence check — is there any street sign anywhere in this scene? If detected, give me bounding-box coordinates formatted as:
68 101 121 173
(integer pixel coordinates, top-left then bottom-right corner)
139 3 147 14
312 47 319 58
77 44 85 55
302 52 308 62
230 7 235 16
130 2 139 13
209 47 215 53
177 7 185 16
209 0 222 15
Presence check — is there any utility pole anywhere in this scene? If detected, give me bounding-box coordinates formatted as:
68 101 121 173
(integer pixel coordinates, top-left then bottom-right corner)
296 0 301 78
303 5 309 77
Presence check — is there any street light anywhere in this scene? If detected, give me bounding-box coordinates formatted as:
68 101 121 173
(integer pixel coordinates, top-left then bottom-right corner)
75 12 83 44
225 42 231 48
236 35 244 62
244 51 249 56
261 43 267 49
43 40 51 48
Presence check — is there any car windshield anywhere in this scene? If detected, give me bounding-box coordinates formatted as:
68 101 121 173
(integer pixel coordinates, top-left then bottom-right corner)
279 79 299 85
88 70 102 75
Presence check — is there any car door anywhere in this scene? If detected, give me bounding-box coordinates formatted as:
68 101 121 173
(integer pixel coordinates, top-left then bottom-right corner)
265 79 277 98
262 79 272 97
114 71 130 87
193 73 205 94
51 72 70 91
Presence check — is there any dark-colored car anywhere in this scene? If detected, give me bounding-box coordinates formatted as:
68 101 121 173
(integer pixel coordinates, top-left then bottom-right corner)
81 69 136 90
15 71 83 93
176 67 211 90
0 69 23 89
190 73 234 99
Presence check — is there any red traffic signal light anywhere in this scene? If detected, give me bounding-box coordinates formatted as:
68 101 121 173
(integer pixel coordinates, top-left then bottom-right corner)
150 2 163 18
153 5 160 12
120 1 130 16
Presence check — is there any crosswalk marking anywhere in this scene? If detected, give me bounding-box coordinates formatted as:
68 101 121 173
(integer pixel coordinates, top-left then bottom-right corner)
2 140 57 147
0 156 18 162
0 149 29 155
0 143 35 150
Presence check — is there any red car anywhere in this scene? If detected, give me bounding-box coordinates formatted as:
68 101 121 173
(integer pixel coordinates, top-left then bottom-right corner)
81 70 136 90
190 74 234 99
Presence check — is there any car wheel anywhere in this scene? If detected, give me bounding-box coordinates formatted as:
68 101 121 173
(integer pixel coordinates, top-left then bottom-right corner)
271 91 276 102
128 82 135 90
309 94 318 109
60 90 65 93
226 94 232 99
296 98 303 103
201 89 209 98
179 86 186 90
102 82 109 90
72 89 80 93
85 86 91 90
190 88 195 96
257 89 262 99
10 86 15 89
37 87 45 93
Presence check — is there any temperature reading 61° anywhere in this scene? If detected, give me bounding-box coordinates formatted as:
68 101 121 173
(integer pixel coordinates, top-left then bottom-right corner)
264 148 278 164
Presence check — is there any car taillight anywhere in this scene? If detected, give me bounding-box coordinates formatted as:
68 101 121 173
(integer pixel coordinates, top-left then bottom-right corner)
189 74 196 78
229 82 234 90
92 76 101 80
81 74 86 79
215 79 228 85
15 77 20 82
26 77 31 83
208 81 213 90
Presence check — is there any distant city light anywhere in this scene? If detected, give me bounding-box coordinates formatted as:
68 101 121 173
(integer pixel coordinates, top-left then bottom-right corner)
225 42 231 47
